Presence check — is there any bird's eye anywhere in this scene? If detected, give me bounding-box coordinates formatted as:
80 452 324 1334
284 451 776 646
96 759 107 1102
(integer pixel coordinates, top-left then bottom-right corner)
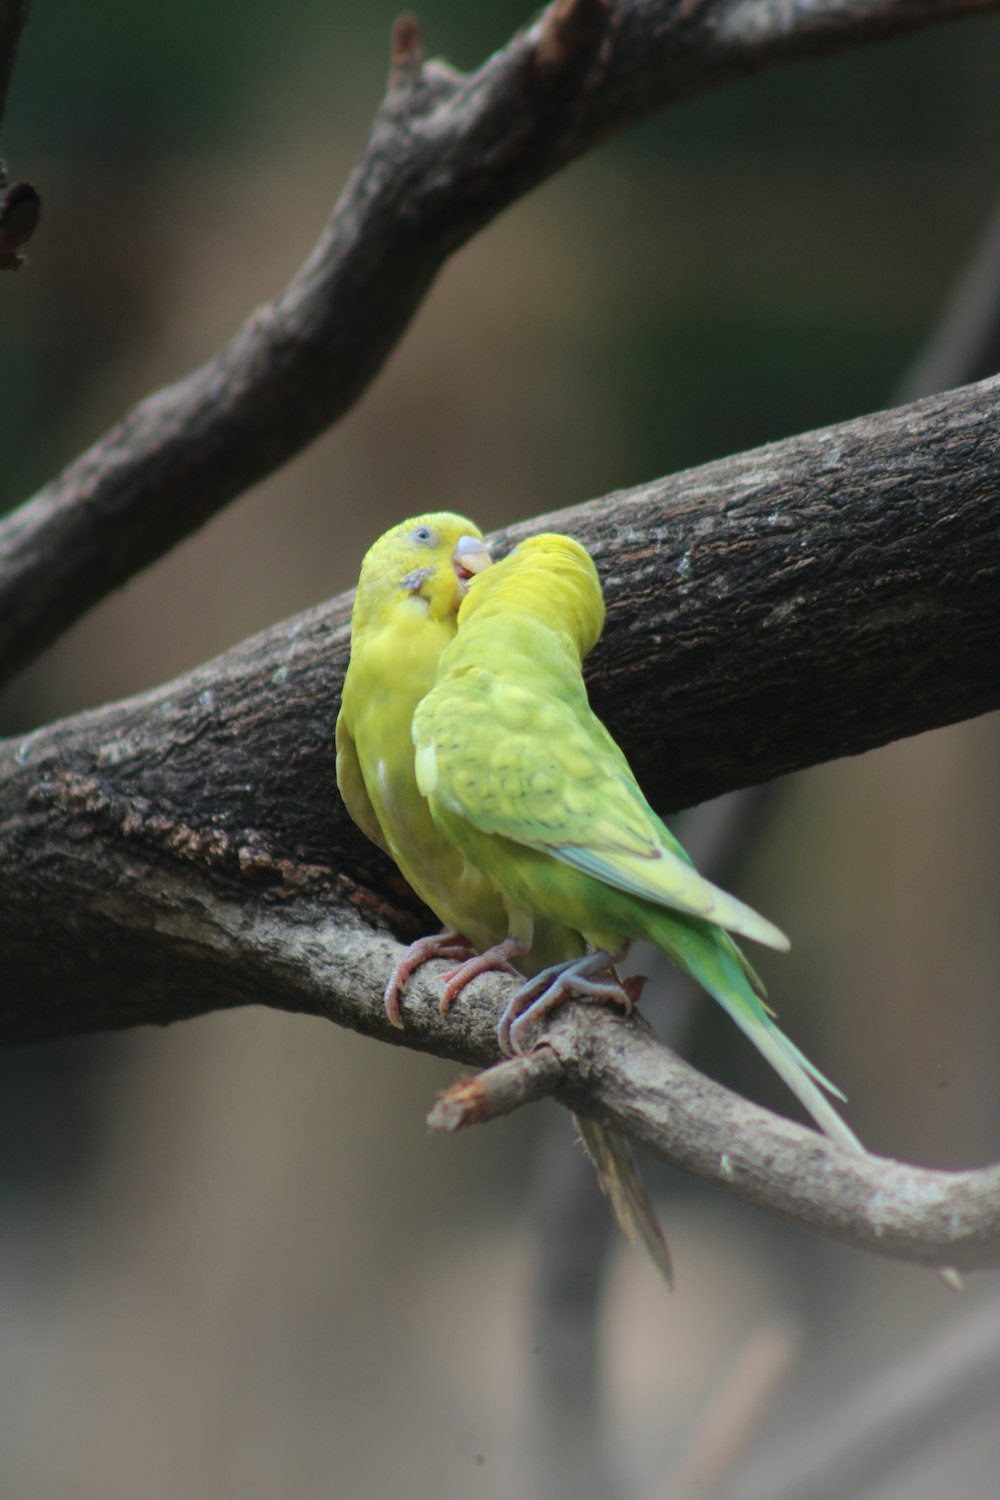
412 526 436 546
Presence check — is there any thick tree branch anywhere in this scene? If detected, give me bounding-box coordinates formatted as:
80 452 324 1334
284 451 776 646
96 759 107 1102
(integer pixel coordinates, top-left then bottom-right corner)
8 795 1000 1274
3 373 999 1036
546 1005 1000 1272
1 0 996 682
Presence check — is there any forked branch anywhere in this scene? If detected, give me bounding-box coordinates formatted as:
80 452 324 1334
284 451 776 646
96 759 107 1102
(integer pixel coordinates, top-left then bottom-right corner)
1 0 997 680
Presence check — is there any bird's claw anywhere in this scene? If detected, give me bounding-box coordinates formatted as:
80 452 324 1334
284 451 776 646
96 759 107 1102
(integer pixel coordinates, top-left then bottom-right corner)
438 936 527 1013
498 944 635 1054
384 931 478 1027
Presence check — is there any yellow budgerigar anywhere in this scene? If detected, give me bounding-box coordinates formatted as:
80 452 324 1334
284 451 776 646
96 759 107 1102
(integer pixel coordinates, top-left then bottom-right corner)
336 513 499 1009
338 515 674 1280
412 532 861 1154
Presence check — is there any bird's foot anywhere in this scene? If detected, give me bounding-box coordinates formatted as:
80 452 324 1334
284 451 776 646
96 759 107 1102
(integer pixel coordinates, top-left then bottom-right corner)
438 936 527 1013
499 944 634 1055
384 930 479 1027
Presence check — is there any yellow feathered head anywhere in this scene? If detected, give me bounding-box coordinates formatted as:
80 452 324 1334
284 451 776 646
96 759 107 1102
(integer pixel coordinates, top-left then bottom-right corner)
352 512 492 631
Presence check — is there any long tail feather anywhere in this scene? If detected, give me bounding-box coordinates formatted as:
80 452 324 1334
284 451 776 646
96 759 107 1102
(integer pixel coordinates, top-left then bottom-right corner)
731 1007 862 1153
656 922 863 1155
574 1113 674 1285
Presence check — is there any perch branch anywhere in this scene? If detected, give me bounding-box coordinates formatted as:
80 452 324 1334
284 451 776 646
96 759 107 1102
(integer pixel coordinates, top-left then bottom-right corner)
2 375 1000 1037
1 0 997 680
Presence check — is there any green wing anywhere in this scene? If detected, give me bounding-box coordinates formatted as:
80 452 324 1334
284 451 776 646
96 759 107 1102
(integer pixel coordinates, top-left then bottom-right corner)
413 666 787 953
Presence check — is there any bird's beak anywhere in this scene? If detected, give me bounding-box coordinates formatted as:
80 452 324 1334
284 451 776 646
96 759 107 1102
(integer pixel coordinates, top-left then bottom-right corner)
452 534 492 595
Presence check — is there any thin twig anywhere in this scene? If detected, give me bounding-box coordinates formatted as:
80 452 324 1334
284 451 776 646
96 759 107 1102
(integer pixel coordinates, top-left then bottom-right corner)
426 1048 564 1130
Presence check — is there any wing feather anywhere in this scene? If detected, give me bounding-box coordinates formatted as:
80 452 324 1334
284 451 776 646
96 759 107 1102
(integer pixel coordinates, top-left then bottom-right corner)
335 713 391 856
413 670 788 952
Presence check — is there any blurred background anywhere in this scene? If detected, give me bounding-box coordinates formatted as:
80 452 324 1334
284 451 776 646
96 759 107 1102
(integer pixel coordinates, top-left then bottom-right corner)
2 3 1000 1497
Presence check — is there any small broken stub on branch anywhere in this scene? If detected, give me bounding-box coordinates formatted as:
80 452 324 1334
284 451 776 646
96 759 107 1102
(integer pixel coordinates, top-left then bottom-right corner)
389 12 424 87
0 180 41 270
533 0 610 81
427 1048 564 1132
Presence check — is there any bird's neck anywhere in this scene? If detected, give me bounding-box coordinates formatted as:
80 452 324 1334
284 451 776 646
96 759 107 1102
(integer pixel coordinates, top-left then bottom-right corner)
460 592 590 665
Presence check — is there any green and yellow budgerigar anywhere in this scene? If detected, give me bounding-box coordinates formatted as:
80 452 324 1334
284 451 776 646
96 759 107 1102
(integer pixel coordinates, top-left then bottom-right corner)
412 532 861 1154
338 515 675 1280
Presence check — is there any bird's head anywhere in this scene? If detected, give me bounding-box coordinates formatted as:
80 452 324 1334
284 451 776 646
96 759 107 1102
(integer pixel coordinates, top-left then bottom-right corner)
353 513 492 631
